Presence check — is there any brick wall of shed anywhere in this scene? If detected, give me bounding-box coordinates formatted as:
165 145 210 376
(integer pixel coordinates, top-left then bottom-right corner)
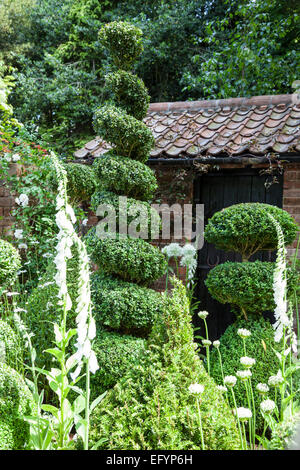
0 164 20 237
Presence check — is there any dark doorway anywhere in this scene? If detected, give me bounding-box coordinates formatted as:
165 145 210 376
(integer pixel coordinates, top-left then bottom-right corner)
193 168 283 342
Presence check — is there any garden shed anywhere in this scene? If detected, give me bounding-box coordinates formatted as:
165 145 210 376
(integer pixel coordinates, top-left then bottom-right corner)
74 93 300 339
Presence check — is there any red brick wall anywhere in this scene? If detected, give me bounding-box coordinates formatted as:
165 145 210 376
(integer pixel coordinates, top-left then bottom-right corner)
283 163 300 258
0 164 20 237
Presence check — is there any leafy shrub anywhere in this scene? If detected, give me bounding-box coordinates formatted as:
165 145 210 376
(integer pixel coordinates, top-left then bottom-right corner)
91 190 160 238
85 229 167 285
0 362 36 450
93 153 157 201
105 71 150 120
89 329 146 397
98 21 143 70
0 239 21 291
204 203 298 260
49 162 97 203
269 414 300 450
89 280 240 450
205 261 298 317
93 104 155 163
209 317 281 432
91 271 164 334
0 320 23 373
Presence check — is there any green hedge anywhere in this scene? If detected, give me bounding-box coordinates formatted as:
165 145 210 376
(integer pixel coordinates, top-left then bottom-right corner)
88 280 240 450
205 261 298 317
0 320 23 373
209 317 283 433
85 228 167 285
91 190 160 239
88 329 146 398
93 105 155 163
91 271 164 334
0 239 21 292
93 154 157 201
49 162 97 203
204 203 298 259
0 363 36 450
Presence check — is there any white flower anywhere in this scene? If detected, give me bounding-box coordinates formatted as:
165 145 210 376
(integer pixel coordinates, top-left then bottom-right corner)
161 243 183 258
256 383 269 395
234 407 252 421
202 339 211 347
213 340 220 348
198 311 209 320
189 383 204 395
18 243 28 250
14 229 23 239
217 385 227 392
12 153 20 162
82 218 88 226
15 193 29 207
237 328 251 339
89 350 99 374
260 399 276 415
224 375 237 387
236 370 252 381
240 356 256 369
182 243 196 257
268 370 284 387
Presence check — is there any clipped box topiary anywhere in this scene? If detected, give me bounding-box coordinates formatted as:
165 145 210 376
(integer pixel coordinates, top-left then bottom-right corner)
0 239 21 292
0 362 36 449
0 320 23 373
204 203 298 261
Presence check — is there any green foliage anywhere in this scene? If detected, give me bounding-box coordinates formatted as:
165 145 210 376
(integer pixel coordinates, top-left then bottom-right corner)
50 162 97 203
91 271 164 334
91 190 160 238
204 203 298 260
93 153 157 201
89 280 240 450
105 70 150 120
0 362 36 450
93 104 154 163
210 317 282 433
99 21 143 70
0 239 21 291
85 229 167 285
0 320 23 373
89 329 146 397
205 261 298 317
268 413 300 450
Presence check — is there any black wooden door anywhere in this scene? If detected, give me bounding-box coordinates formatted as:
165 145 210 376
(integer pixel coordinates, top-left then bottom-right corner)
193 168 283 342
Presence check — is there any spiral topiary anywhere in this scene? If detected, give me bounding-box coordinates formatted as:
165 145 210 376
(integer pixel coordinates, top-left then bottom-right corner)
84 21 167 395
0 320 23 373
0 239 21 292
0 362 36 449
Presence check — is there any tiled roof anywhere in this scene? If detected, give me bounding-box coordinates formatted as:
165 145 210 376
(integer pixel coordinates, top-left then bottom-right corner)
74 94 300 160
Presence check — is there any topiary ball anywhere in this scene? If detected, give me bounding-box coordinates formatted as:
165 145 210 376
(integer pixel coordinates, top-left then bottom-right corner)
85 228 167 285
0 320 23 373
93 154 157 201
209 317 281 433
0 363 36 449
205 260 298 317
204 203 298 260
99 21 143 70
0 239 21 292
91 271 164 334
88 329 146 398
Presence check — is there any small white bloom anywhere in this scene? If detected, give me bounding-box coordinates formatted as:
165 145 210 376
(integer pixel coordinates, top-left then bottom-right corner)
14 229 23 239
12 153 20 162
224 375 237 387
260 399 276 415
240 356 256 369
202 339 212 347
161 243 183 258
18 243 28 250
234 407 252 421
89 350 99 374
237 328 251 339
182 243 196 257
268 370 284 387
198 311 209 320
236 370 252 381
15 193 29 207
217 385 227 393
213 340 220 348
82 218 88 226
188 383 204 395
256 383 269 395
